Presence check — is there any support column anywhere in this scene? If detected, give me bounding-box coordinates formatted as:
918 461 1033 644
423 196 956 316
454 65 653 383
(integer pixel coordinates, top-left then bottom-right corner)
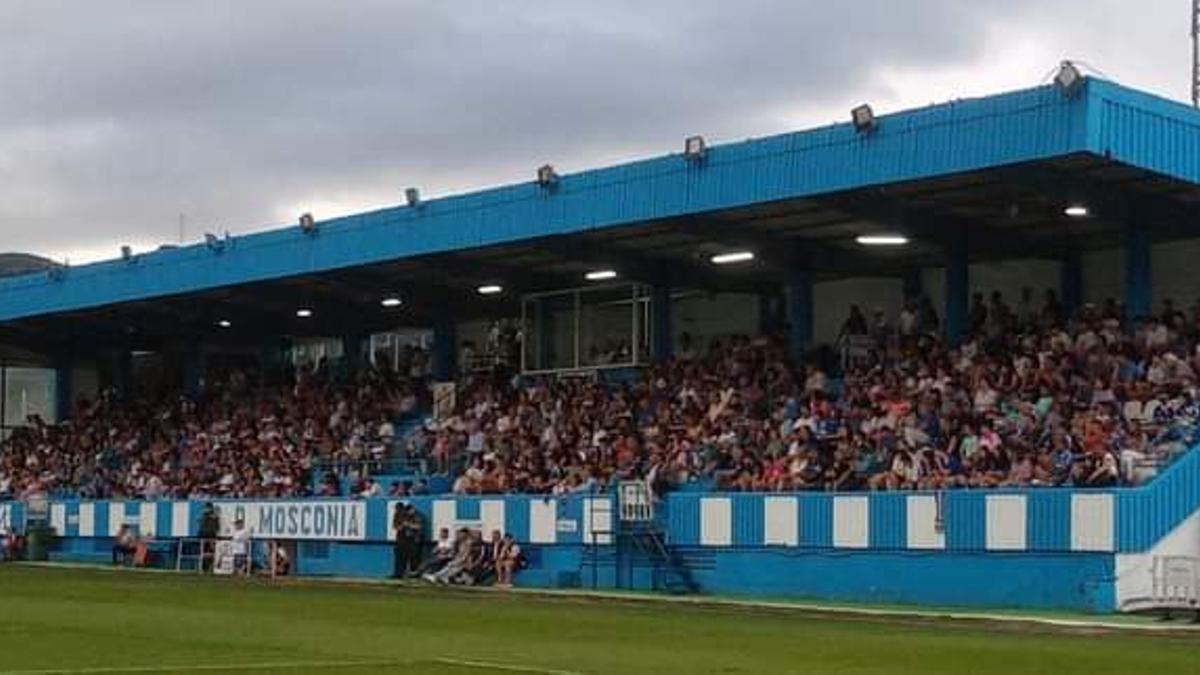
54 355 72 422
788 268 814 362
651 284 673 361
944 235 969 345
1124 222 1152 322
1060 252 1083 319
432 310 457 381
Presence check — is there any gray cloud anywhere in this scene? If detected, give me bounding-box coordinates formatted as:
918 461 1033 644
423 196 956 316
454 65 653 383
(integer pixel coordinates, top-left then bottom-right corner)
0 0 1187 261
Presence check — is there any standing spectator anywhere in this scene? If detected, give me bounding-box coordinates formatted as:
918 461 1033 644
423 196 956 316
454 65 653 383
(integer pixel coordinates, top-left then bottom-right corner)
495 533 522 588
230 517 251 575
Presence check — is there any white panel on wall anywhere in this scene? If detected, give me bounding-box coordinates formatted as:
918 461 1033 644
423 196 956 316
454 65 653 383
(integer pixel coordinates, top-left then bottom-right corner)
986 495 1027 551
171 502 191 537
480 500 506 536
78 502 95 537
905 495 945 550
763 496 798 546
138 503 157 537
529 499 557 544
700 497 732 547
432 500 456 537
384 501 405 541
833 496 869 549
107 502 125 537
50 503 66 535
582 498 613 545
1071 493 1115 552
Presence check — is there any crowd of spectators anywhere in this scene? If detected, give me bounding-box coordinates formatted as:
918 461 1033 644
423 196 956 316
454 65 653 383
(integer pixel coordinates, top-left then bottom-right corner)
0 363 423 501
416 290 1200 495
3 289 1200 501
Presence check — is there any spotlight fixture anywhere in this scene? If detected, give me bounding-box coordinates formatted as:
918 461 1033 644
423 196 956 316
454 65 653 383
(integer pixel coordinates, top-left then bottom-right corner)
381 297 403 308
299 212 317 234
683 135 707 162
710 251 755 265
204 232 226 253
585 269 618 281
536 164 559 187
405 187 420 207
121 245 133 262
1063 204 1090 218
296 308 314 318
216 319 232 329
851 104 877 133
1054 60 1084 98
477 284 503 295
855 234 910 246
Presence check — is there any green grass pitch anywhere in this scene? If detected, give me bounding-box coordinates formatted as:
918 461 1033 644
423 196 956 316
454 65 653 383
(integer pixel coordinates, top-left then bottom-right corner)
0 565 1196 674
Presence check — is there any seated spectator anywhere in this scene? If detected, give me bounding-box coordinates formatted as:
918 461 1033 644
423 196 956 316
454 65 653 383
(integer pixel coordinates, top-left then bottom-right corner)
418 527 455 575
112 525 138 566
495 533 523 588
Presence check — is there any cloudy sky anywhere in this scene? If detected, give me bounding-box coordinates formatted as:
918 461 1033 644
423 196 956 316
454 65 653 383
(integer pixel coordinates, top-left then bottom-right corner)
0 1 1191 264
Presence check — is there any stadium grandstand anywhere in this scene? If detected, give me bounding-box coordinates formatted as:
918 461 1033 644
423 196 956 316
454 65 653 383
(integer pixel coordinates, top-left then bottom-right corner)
3 67 1200 620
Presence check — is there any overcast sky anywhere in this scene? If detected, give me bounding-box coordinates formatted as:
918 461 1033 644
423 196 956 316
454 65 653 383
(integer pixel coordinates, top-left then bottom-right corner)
0 1 1192 264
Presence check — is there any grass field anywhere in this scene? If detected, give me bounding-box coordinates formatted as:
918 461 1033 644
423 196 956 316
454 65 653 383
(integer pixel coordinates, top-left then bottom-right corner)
0 566 1197 674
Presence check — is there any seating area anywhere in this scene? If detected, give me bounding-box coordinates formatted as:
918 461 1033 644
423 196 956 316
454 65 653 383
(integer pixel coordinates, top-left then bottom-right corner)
3 290 1200 501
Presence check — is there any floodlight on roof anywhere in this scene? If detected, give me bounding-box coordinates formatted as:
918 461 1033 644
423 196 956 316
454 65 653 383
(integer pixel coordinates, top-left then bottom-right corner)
710 251 755 265
204 232 226 253
856 234 910 246
405 187 420 207
683 135 707 162
121 245 133 262
851 104 877 133
299 212 317 234
1054 60 1085 98
536 164 559 187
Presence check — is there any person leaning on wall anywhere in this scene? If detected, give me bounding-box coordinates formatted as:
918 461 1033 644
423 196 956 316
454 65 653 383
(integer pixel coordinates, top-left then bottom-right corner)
198 502 220 573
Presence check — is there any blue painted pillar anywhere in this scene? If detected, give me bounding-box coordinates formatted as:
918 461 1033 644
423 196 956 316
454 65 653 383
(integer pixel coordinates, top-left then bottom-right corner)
651 284 673 361
54 355 72 422
182 346 205 399
432 310 456 381
788 268 814 362
1060 252 1083 319
1124 222 1152 322
944 235 969 345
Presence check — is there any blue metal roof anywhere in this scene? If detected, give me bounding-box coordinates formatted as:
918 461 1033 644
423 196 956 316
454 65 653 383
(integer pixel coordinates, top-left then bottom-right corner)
1 77 1198 323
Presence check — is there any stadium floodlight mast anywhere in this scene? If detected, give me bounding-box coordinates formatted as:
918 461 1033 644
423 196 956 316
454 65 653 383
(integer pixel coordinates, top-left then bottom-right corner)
585 269 618 281
851 104 877 133
1054 60 1085 98
856 234 909 246
683 135 707 162
710 251 755 265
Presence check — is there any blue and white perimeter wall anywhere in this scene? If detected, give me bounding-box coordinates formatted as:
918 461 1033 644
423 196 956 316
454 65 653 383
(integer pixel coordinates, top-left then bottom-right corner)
3 449 1198 613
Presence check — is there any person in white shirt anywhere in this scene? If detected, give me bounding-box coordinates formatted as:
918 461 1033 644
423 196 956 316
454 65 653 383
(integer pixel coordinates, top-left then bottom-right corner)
230 517 252 575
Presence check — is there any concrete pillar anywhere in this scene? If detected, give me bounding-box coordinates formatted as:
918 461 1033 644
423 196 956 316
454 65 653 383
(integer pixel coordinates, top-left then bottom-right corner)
651 284 673 361
1124 222 1152 322
944 235 969 345
788 268 814 362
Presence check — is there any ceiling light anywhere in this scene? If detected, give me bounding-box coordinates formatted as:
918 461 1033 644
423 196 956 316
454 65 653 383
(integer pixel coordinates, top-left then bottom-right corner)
585 269 618 281
856 234 909 246
711 251 755 265
1063 205 1089 218
296 308 314 318
217 320 232 329
478 284 503 295
381 297 403 308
